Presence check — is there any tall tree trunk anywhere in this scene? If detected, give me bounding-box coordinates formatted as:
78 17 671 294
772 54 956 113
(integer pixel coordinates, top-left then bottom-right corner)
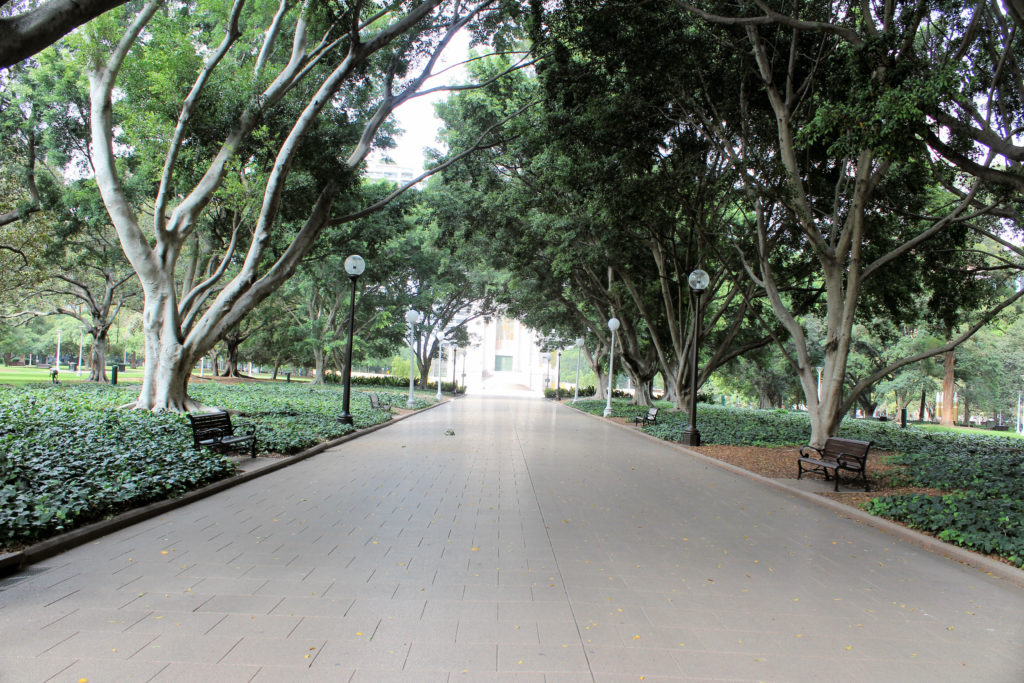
941 350 956 426
660 371 678 404
312 347 326 385
271 360 280 380
134 287 200 411
89 334 108 383
634 380 655 407
221 337 240 377
591 361 608 401
920 387 927 420
856 393 877 417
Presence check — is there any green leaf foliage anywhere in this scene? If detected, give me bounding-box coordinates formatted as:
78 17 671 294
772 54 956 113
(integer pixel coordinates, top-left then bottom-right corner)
862 494 1024 568
0 385 233 546
571 400 1024 456
0 382 426 547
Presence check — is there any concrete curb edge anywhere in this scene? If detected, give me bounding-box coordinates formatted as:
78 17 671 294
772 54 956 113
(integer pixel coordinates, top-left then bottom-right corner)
0 399 448 577
566 402 1024 590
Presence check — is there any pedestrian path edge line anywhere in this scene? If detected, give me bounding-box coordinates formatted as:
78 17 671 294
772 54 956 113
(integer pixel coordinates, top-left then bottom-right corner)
0 400 450 578
564 402 1024 590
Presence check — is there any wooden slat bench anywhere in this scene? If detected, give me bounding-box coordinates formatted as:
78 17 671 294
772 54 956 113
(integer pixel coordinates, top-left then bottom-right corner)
633 407 659 427
797 437 871 492
188 411 257 458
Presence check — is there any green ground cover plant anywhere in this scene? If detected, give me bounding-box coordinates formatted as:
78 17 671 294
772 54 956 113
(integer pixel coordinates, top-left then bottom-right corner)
0 383 428 548
571 399 1024 567
0 385 232 546
572 399 1024 457
861 450 1024 567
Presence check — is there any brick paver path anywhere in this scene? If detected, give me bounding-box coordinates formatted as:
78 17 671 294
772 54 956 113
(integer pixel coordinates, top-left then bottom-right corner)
1 395 1022 681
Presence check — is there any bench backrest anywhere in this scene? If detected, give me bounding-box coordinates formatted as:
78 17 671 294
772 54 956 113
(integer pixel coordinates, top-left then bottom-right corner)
188 411 235 445
821 437 871 463
647 407 659 418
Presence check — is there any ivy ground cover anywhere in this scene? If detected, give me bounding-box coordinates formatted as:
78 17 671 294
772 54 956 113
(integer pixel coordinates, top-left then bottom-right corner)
0 382 421 549
571 399 1024 567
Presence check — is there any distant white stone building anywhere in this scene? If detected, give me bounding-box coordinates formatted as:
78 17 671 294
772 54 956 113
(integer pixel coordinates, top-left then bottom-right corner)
452 316 552 394
364 159 418 186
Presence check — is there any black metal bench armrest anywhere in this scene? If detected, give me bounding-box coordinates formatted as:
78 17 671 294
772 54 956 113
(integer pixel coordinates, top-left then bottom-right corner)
799 445 823 459
837 452 865 468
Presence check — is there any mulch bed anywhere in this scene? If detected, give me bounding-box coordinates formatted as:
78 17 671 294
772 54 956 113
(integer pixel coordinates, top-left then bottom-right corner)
690 443 946 509
601 414 934 507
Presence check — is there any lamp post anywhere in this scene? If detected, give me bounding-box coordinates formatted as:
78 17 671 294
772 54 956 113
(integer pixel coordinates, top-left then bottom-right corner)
603 318 620 417
405 309 419 407
682 269 709 445
435 341 443 400
338 254 365 425
573 338 584 403
451 345 458 393
77 332 84 376
542 352 550 392
555 349 562 399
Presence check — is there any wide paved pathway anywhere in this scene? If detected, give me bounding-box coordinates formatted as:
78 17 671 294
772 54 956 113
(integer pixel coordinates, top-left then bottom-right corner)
2 394 1023 682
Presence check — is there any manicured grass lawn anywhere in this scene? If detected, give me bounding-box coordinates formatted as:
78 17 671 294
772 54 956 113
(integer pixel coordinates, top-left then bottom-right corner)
913 422 1024 439
0 365 145 384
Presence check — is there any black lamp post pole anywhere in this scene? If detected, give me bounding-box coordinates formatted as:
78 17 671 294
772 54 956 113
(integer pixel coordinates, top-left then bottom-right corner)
683 288 704 446
339 273 359 425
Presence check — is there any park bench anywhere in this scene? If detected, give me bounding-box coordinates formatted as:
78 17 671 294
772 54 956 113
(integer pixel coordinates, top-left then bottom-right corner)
367 392 392 411
633 407 659 427
188 411 257 458
797 437 871 492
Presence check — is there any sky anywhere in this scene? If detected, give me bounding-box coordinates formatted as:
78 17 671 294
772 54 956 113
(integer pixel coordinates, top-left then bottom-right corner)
374 32 471 172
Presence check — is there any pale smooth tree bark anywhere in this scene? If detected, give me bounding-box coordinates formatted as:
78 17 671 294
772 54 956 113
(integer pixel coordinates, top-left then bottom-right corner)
86 0 509 411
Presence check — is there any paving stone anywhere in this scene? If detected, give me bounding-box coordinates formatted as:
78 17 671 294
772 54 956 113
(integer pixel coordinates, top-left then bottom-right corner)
129 633 243 663
42 607 152 633
149 661 261 681
47 658 170 681
0 393 1021 681
124 610 229 636
218 635 328 668
404 641 498 672
0 656 76 681
40 630 159 660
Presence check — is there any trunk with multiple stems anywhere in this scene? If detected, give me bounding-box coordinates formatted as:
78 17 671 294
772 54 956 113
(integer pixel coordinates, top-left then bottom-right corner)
679 6 1024 446
86 0 500 410
47 270 135 384
221 330 249 377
